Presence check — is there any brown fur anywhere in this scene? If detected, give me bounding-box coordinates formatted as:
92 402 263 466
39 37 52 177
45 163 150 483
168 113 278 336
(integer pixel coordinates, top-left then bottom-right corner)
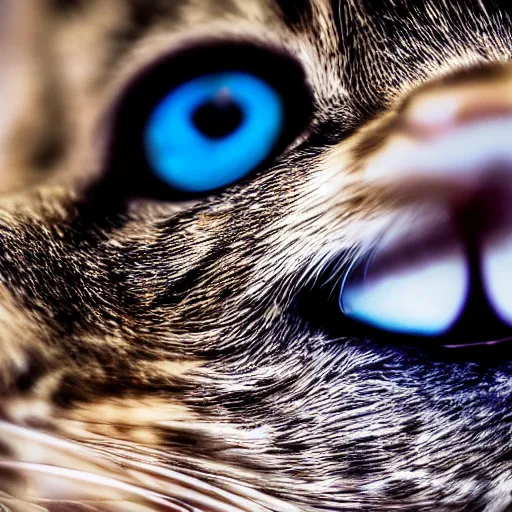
1 1 512 511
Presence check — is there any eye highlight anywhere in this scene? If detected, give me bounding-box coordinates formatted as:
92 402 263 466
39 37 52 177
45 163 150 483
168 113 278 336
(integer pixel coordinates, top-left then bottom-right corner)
145 72 283 193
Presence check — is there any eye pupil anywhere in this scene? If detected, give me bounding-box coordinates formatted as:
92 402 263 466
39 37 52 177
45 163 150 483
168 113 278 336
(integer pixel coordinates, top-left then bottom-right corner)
192 90 244 139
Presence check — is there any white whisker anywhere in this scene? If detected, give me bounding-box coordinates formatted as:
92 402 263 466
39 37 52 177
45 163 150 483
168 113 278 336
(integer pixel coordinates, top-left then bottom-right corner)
0 421 294 512
0 461 260 512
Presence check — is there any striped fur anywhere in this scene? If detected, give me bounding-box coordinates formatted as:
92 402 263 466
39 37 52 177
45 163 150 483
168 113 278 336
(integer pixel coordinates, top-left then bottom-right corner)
1 1 512 510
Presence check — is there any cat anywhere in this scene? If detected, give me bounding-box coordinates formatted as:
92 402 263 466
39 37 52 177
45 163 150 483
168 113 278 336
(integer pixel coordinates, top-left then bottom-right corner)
1 0 512 510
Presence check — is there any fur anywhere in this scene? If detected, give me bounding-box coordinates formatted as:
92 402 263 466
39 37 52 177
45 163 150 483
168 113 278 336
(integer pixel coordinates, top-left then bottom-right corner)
1 1 512 511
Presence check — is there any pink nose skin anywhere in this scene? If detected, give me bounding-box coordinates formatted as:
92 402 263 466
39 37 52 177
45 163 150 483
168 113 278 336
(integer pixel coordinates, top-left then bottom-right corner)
341 72 512 345
408 83 512 336
366 81 512 205
407 81 512 136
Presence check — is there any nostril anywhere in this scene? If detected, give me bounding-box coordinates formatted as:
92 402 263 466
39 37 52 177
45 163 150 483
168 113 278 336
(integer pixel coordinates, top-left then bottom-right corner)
340 216 469 338
338 205 512 347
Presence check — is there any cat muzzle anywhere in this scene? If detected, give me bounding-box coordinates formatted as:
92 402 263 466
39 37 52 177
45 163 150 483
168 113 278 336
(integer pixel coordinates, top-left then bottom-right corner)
341 64 512 347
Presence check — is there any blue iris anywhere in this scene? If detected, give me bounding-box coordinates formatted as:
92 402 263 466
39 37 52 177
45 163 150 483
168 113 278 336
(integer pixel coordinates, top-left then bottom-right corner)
144 71 284 193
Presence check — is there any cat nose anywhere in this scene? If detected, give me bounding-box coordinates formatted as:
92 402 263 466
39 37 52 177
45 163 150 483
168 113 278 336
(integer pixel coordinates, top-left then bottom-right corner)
365 64 512 204
406 78 512 136
341 64 512 346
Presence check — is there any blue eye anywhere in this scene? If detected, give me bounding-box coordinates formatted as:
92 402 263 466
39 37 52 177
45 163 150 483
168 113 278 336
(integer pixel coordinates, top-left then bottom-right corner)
144 71 284 193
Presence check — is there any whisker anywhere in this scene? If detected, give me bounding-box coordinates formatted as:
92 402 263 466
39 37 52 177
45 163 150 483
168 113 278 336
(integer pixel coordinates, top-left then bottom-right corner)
123 460 300 512
0 421 293 512
0 461 259 512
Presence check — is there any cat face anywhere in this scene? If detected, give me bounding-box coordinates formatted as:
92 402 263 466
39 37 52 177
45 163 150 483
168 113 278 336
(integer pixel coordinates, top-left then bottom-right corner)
2 1 512 510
